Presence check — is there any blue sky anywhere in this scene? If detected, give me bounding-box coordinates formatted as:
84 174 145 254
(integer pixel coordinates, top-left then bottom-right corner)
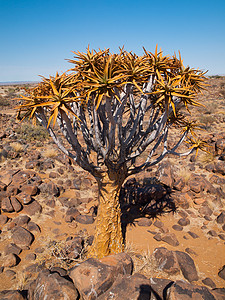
0 0 225 81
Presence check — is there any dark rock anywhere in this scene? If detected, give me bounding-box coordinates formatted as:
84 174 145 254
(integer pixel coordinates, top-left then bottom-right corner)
66 207 80 220
0 290 25 300
202 277 216 288
50 267 67 277
207 230 217 237
167 280 217 299
6 185 19 196
27 221 41 233
214 161 225 175
153 233 162 241
25 253 36 261
161 233 179 246
12 226 34 249
34 247 45 253
185 248 198 256
1 197 14 212
175 251 199 282
0 214 8 225
10 196 23 212
16 193 32 205
23 200 42 216
218 234 225 240
3 253 20 267
13 215 30 226
187 231 199 239
28 269 79 300
39 181 59 196
75 214 95 224
189 180 202 193
155 161 174 187
0 180 7 191
153 220 164 228
4 243 22 256
98 273 151 300
218 265 225 280
153 247 180 275
20 184 38 196
69 253 133 299
172 224 183 231
65 237 83 259
173 178 185 191
137 217 152 227
178 218 190 226
149 277 173 299
199 205 213 217
217 211 225 224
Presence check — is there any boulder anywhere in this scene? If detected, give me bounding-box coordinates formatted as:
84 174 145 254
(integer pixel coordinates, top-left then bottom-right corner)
218 265 225 280
1 197 14 212
175 250 199 282
22 200 42 216
161 233 179 246
12 226 34 249
28 269 79 300
167 280 217 299
10 196 23 212
3 253 20 267
69 253 133 299
217 211 225 224
98 273 152 300
153 247 180 275
0 290 25 300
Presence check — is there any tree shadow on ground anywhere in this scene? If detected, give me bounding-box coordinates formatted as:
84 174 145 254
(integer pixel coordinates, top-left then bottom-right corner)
119 177 177 243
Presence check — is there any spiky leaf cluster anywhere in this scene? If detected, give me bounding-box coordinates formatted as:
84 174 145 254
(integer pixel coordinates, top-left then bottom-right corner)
16 46 209 176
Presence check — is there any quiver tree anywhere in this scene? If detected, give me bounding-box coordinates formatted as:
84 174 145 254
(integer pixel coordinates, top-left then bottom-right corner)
17 46 208 258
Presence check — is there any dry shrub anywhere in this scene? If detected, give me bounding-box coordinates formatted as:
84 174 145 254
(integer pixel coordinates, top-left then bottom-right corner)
176 167 192 183
43 147 59 158
197 152 216 165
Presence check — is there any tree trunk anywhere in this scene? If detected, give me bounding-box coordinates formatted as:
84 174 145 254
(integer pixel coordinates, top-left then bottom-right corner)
88 168 126 258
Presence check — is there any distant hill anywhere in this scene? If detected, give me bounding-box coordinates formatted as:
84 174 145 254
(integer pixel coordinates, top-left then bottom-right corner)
0 81 39 86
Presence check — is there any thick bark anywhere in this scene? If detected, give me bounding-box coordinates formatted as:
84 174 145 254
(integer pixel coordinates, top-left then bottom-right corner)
88 168 126 258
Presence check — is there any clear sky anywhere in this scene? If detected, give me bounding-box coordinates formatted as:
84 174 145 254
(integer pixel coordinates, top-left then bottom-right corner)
0 0 225 81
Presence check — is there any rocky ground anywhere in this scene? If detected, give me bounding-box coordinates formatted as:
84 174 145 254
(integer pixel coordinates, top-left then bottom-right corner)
0 77 225 299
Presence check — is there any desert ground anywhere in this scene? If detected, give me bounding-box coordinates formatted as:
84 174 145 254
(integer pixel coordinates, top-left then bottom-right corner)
0 77 225 299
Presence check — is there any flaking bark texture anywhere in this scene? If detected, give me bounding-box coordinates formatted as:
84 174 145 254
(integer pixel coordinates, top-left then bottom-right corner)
89 169 126 258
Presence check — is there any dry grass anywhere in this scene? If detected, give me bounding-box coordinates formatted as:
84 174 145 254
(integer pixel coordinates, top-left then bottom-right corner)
42 147 59 158
10 142 24 152
197 152 216 166
176 167 192 183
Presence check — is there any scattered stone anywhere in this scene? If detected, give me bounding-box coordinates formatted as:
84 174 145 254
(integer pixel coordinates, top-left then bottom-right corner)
28 269 79 300
27 221 41 233
16 193 32 205
218 234 225 240
75 214 95 224
50 267 67 277
4 243 22 256
0 214 8 225
1 197 14 212
177 218 190 226
13 215 30 226
199 205 213 217
187 231 199 239
207 230 217 237
3 253 20 267
218 265 225 280
172 224 183 231
161 233 179 246
153 233 162 241
153 220 164 228
153 247 180 275
217 211 225 224
137 217 152 227
98 273 151 300
178 210 189 218
167 280 217 299
202 277 216 288
12 226 34 249
175 251 199 282
10 196 23 212
25 253 36 261
214 161 225 175
23 200 42 216
0 290 25 300
194 198 206 205
34 247 45 254
185 248 198 256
